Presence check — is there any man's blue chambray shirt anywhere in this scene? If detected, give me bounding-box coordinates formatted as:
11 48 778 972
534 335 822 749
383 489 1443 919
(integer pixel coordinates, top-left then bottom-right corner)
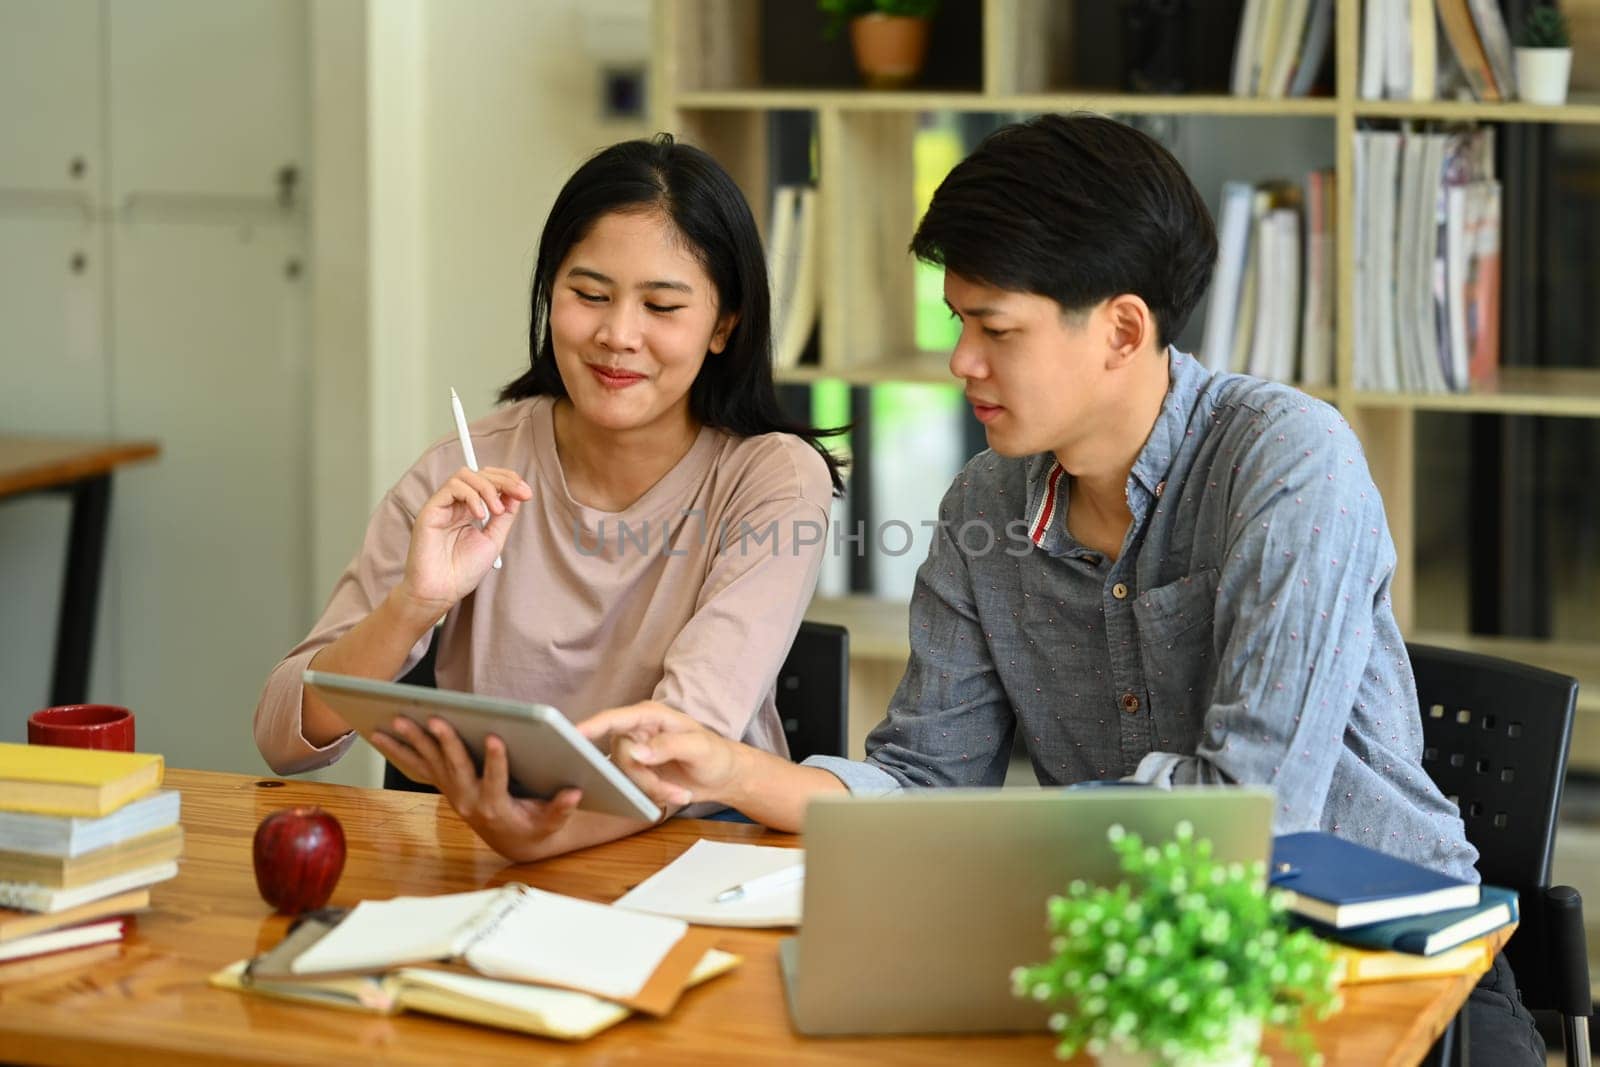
807 349 1478 881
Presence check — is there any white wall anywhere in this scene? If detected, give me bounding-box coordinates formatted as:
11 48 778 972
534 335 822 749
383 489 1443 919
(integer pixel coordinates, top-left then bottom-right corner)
305 0 650 786
418 0 651 441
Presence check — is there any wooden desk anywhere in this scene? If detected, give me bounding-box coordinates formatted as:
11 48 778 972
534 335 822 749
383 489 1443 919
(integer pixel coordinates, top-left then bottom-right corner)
0 770 1505 1066
0 436 159 706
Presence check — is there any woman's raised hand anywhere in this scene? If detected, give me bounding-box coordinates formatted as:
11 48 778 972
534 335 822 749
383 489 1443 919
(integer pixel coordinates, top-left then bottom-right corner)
398 466 532 613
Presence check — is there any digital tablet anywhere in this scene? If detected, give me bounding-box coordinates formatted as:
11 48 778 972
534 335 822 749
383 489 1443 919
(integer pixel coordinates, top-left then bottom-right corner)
302 670 660 822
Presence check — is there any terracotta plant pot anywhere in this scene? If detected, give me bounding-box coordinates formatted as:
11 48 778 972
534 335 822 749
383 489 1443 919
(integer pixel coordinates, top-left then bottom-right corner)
848 14 930 89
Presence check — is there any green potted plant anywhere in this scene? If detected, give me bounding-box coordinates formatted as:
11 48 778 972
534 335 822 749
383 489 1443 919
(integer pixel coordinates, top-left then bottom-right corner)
818 0 942 89
1012 821 1341 1067
1515 4 1573 105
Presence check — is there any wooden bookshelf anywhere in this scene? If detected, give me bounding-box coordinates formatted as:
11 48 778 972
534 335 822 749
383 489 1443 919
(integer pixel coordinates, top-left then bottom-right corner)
1353 95 1600 125
657 0 1600 754
1350 367 1600 418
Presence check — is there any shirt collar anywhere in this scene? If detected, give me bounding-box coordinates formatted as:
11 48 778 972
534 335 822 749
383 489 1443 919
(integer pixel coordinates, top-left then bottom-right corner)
1023 347 1210 550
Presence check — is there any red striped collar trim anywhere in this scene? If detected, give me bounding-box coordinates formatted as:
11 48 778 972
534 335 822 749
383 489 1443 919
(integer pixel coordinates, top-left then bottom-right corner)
1029 462 1066 546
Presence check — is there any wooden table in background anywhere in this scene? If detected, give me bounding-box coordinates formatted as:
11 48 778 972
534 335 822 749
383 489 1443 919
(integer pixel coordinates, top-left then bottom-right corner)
0 436 159 706
0 770 1505 1066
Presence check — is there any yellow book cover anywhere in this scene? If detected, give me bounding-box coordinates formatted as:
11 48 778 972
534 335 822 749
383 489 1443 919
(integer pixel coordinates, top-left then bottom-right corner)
1333 938 1492 985
0 744 163 817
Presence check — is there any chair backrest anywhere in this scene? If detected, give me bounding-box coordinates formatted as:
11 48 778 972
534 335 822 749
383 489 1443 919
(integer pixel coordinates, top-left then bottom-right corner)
381 639 441 793
777 621 850 764
381 620 851 790
1409 641 1579 1009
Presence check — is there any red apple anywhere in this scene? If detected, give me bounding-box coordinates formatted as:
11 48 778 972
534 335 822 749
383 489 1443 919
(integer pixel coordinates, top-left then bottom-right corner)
252 806 346 915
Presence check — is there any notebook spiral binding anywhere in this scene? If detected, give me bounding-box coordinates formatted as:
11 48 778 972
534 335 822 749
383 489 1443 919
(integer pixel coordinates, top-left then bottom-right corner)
456 883 532 955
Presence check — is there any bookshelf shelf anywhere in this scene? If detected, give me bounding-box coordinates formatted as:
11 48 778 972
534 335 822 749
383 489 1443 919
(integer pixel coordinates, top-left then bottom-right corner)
1349 368 1600 417
804 595 911 662
1352 96 1600 126
678 90 1343 118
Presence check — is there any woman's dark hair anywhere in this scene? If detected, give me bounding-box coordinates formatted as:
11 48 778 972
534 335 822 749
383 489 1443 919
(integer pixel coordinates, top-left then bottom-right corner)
501 134 846 494
910 113 1217 349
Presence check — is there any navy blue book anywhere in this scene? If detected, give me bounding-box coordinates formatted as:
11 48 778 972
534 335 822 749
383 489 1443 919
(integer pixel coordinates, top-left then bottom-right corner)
1297 886 1519 956
1269 832 1480 928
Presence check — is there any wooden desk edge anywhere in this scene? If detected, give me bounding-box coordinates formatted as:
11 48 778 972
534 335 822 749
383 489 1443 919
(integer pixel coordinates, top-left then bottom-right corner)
1374 923 1515 1067
0 439 161 497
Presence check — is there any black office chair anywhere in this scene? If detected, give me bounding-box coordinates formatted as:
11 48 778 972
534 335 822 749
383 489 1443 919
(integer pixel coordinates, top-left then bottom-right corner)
381 638 441 793
381 620 851 792
1410 642 1591 1067
775 620 849 764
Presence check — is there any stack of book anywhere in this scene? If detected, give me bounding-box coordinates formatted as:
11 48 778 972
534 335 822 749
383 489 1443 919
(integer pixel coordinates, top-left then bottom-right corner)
1359 0 1517 103
766 183 819 372
1271 832 1517 984
1201 170 1336 389
1230 0 1336 99
1352 126 1500 394
0 743 181 967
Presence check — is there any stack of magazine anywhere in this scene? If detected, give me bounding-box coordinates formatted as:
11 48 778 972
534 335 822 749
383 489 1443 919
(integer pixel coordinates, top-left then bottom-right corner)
1352 125 1500 394
1201 170 1336 388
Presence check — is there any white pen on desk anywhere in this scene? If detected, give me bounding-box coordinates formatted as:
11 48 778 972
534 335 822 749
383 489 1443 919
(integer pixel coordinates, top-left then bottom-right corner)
713 864 805 904
450 387 502 570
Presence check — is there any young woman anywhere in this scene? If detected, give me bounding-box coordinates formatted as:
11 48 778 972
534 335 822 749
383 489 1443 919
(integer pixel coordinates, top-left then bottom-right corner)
254 134 844 862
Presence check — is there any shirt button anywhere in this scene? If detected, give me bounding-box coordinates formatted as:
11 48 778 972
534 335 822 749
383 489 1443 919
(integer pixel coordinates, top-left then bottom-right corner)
1112 582 1129 600
1154 481 1166 498
1120 692 1141 714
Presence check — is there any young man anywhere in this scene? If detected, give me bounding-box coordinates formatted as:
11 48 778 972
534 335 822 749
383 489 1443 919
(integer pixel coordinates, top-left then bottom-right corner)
580 114 1542 1064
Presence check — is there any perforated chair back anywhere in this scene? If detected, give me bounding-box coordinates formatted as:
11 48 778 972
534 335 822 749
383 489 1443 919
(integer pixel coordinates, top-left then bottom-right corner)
1409 642 1584 1022
381 639 440 793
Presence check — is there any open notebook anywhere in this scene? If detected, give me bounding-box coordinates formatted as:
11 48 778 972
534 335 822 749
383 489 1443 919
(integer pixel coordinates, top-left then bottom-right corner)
212 948 740 1041
256 883 712 1015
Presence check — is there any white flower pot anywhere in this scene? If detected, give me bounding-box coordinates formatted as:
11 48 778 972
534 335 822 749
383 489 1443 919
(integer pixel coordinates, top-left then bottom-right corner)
1092 1014 1263 1067
1514 47 1572 105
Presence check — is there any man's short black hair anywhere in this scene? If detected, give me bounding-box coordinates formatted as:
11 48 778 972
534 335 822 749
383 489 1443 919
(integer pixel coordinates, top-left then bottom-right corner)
911 113 1217 349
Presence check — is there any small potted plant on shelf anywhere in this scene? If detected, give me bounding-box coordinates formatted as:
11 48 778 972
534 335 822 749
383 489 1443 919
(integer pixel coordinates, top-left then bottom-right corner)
1515 3 1573 105
1012 821 1341 1067
818 0 941 89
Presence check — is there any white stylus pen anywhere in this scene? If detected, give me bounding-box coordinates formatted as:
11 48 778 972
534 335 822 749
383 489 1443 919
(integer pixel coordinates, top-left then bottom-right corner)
713 863 805 904
450 387 502 570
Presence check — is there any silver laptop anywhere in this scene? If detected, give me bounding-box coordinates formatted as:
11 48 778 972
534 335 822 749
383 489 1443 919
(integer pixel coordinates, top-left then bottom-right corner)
779 786 1274 1036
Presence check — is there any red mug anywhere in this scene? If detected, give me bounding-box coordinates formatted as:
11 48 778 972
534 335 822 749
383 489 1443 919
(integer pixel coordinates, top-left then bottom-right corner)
28 704 136 751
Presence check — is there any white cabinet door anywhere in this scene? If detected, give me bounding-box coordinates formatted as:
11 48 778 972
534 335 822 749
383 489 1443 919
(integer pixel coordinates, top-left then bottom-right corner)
109 219 308 773
108 0 308 206
0 214 112 727
0 216 107 432
0 0 103 199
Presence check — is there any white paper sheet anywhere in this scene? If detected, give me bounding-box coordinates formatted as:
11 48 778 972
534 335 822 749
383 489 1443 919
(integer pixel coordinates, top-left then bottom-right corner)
612 839 804 927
